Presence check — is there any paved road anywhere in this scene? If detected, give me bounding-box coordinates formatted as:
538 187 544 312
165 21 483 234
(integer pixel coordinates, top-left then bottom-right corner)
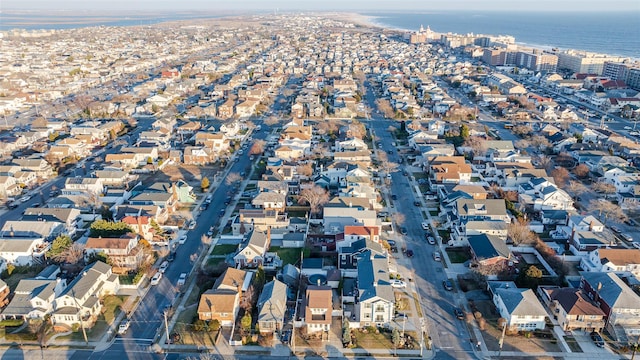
366 116 475 360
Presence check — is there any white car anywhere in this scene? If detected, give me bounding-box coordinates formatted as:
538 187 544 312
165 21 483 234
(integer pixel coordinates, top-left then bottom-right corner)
118 320 130 335
390 280 407 288
421 222 429 230
177 273 187 286
632 242 640 249
178 235 187 245
150 272 162 286
624 126 632 130
159 261 169 273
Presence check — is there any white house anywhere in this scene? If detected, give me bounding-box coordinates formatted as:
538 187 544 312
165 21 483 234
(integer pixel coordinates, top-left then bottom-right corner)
488 281 547 331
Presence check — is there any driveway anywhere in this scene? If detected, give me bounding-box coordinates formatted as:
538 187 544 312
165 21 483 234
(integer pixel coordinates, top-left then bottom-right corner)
572 330 615 355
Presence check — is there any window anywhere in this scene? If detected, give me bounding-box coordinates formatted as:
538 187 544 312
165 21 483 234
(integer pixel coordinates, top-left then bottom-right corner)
221 313 228 317
375 315 384 322
375 306 385 312
364 303 371 309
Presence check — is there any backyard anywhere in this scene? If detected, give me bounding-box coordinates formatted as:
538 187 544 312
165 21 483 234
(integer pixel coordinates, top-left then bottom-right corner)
210 244 238 256
271 246 310 266
445 247 472 263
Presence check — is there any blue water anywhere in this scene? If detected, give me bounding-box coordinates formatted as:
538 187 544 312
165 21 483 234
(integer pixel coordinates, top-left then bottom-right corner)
364 11 640 59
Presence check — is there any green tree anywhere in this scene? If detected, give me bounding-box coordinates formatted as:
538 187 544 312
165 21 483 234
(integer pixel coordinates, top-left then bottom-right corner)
48 235 72 259
201 177 210 191
193 319 206 332
241 313 252 334
460 124 470 139
518 265 543 289
342 319 351 346
100 206 114 221
208 319 221 332
392 328 401 349
89 220 132 237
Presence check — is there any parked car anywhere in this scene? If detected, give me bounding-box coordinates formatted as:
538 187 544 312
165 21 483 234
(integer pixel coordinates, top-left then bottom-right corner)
390 280 407 288
207 227 214 237
631 242 640 249
167 252 176 262
199 203 209 211
159 261 169 273
442 279 453 291
405 249 414 258
621 233 634 242
421 221 430 230
150 272 162 286
433 251 441 261
427 236 436 245
414 201 421 207
454 308 465 320
178 235 187 245
188 220 196 230
391 194 397 200
611 226 622 234
590 331 605 348
394 313 408 320
19 195 32 203
177 273 187 286
118 320 130 335
400 227 408 235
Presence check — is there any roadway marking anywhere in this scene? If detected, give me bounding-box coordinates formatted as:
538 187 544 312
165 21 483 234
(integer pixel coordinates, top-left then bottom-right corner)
114 338 153 342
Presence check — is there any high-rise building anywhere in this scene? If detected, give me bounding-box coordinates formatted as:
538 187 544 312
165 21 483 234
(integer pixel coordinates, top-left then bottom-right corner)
515 51 558 72
602 62 630 81
626 68 640 91
557 50 627 75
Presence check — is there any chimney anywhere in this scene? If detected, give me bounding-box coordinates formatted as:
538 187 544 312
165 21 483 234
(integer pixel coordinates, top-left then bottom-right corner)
597 282 603 292
589 220 594 231
317 278 321 286
267 226 271 246
349 201 352 208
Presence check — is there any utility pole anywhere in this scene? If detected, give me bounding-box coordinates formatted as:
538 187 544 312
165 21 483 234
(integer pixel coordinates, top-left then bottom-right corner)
164 310 170 351
498 320 507 357
71 288 88 344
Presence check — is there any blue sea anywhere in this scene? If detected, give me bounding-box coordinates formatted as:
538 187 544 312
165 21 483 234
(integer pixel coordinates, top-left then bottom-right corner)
365 11 640 59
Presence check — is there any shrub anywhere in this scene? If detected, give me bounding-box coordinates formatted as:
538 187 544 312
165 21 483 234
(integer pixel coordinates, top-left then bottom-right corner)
6 264 16 276
71 323 80 332
473 311 483 320
0 319 25 327
477 317 487 330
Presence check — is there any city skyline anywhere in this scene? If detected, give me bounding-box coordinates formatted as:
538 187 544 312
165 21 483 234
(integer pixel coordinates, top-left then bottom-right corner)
2 0 639 12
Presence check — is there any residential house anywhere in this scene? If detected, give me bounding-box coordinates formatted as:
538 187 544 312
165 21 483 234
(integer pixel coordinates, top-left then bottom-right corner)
197 267 248 326
539 286 606 332
257 279 287 334
304 286 332 335
580 249 640 278
323 197 378 234
121 215 155 242
428 156 472 185
1 278 66 320
51 261 119 330
451 199 510 227
580 272 640 338
63 177 105 196
22 208 81 236
518 177 574 211
233 209 290 234
251 192 286 212
183 146 216 165
468 234 511 266
488 281 547 331
1 220 65 241
84 234 142 273
234 230 271 268
356 252 395 327
12 158 54 179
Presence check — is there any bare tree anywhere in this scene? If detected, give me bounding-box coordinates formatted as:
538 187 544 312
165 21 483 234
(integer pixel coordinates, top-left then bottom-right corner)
375 99 394 118
536 155 553 172
54 243 85 264
529 135 550 151
263 116 280 126
348 120 366 139
392 212 406 226
508 220 538 245
201 234 212 246
573 164 590 178
567 180 588 195
249 140 266 155
514 139 531 150
592 180 616 195
551 167 570 187
296 163 314 177
588 199 627 225
512 125 532 137
298 185 330 216
463 136 487 156
225 172 242 186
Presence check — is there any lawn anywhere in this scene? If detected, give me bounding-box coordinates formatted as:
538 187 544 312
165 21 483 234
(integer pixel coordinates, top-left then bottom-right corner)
102 295 127 324
412 172 428 179
446 248 471 264
429 210 439 216
353 329 393 349
271 247 310 266
210 244 238 256
3 268 43 292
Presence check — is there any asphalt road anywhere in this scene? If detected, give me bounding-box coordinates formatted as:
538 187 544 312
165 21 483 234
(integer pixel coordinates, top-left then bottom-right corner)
367 115 475 359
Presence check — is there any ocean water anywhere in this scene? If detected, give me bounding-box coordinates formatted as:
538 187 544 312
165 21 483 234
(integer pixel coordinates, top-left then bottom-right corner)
365 11 640 59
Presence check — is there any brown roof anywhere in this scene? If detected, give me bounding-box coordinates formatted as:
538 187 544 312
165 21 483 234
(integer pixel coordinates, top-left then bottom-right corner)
85 235 135 250
545 288 605 316
198 290 238 314
306 286 332 308
598 249 640 266
214 267 246 291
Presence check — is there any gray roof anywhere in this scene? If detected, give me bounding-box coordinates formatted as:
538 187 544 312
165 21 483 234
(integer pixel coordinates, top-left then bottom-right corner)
1 221 64 238
0 238 43 253
22 208 80 224
456 199 506 217
60 261 111 300
252 191 286 205
469 234 511 261
357 251 394 303
495 287 547 317
257 279 287 324
580 272 640 309
2 279 59 317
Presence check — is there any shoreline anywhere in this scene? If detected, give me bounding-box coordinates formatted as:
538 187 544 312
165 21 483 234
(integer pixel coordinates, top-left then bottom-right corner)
342 12 639 61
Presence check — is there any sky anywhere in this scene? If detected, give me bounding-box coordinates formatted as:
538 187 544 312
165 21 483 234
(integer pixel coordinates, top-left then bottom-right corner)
2 0 639 12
